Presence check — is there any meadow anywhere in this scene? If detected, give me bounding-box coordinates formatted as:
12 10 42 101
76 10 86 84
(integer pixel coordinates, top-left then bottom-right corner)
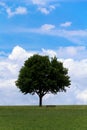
0 105 87 130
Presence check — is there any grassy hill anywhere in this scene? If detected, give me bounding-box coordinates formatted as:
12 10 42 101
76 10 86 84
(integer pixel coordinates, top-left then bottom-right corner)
0 105 87 130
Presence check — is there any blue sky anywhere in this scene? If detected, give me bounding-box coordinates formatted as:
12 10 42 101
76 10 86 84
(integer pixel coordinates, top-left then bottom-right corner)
0 0 87 105
1 0 87 51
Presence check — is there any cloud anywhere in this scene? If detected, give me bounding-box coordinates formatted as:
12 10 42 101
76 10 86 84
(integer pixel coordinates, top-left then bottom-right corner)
31 0 57 6
31 0 46 6
38 5 56 14
57 46 87 59
0 2 27 17
38 25 87 43
12 25 87 45
1 23 87 45
0 46 37 105
37 28 87 44
41 28 87 45
44 57 87 105
31 0 56 14
39 46 87 60
0 1 55 16
6 6 28 17
40 24 55 31
64 59 87 80
8 46 33 61
60 22 72 27
0 45 87 105
38 7 50 14
41 47 87 104
62 58 87 104
76 90 87 104
42 48 57 57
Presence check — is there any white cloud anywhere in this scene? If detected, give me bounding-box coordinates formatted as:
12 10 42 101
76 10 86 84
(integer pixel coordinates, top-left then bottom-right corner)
57 46 87 59
31 0 57 6
11 26 87 45
31 0 56 14
60 22 72 27
38 5 55 14
32 0 46 6
38 7 50 14
46 28 87 45
62 58 87 104
6 6 28 17
49 5 56 10
41 24 55 31
27 24 86 44
14 6 27 14
1 24 87 45
0 2 27 17
59 46 77 56
64 59 87 80
42 48 57 57
36 46 87 60
0 46 35 81
8 46 33 61
41 46 87 104
0 46 37 105
43 28 87 45
76 90 87 104
1 45 87 105
0 0 57 15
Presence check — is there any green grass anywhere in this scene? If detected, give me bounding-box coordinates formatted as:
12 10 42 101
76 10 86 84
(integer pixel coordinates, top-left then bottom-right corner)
0 105 87 130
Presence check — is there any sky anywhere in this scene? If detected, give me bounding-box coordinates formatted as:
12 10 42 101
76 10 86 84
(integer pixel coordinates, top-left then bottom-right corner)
0 0 87 105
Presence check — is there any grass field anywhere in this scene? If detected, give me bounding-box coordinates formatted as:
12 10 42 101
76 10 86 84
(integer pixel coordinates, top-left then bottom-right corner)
0 105 87 130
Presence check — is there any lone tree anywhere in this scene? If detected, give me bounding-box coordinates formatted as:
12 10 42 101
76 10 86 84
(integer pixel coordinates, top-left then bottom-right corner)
15 54 71 107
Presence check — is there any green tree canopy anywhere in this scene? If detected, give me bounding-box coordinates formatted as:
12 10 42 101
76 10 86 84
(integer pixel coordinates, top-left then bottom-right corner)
15 54 71 106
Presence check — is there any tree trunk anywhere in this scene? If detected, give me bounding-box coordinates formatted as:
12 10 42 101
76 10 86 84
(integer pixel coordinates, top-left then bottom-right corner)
39 95 43 107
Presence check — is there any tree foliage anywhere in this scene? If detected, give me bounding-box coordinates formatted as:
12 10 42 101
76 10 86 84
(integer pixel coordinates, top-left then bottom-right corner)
16 54 71 106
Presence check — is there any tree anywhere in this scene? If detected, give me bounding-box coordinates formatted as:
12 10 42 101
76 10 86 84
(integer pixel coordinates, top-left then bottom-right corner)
15 54 71 107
